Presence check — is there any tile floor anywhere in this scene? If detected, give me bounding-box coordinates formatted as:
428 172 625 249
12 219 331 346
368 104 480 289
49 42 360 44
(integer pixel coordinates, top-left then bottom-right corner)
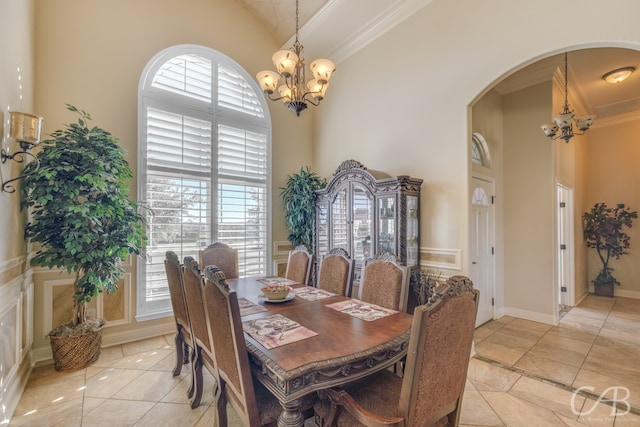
8 294 640 426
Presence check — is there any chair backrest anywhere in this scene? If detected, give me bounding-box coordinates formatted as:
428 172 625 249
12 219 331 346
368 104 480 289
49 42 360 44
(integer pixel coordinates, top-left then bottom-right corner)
398 276 479 427
358 252 409 311
181 257 216 364
202 265 261 426
164 251 190 332
285 245 314 285
317 248 355 296
199 242 239 279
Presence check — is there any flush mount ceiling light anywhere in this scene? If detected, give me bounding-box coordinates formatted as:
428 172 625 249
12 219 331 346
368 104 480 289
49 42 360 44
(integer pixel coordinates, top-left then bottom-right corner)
602 66 635 84
255 0 335 117
540 53 596 143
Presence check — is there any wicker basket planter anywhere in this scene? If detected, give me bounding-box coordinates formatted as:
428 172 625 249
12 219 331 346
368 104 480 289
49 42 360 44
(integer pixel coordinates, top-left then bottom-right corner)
594 282 615 298
49 319 105 371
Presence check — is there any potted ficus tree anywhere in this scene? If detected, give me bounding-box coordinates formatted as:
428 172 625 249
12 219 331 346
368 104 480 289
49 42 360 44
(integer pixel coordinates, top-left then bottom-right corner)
21 104 146 370
280 166 326 250
583 202 637 297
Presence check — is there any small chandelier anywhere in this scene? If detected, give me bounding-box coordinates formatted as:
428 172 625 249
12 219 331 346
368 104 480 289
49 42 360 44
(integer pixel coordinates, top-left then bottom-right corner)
255 0 335 117
541 53 595 143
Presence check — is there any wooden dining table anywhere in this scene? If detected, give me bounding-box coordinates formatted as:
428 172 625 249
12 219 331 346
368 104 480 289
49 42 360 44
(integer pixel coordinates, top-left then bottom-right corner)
228 276 413 427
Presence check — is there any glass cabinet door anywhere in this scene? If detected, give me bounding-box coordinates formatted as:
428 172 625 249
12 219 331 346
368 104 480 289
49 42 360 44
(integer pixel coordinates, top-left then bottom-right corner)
316 204 329 256
378 196 396 255
352 185 372 263
331 188 348 252
406 195 419 267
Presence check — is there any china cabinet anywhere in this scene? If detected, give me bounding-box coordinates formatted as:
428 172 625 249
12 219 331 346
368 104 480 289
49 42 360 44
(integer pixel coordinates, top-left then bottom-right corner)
314 160 422 285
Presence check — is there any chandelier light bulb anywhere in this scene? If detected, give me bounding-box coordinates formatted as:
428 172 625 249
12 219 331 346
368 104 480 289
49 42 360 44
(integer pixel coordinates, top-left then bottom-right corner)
256 70 280 94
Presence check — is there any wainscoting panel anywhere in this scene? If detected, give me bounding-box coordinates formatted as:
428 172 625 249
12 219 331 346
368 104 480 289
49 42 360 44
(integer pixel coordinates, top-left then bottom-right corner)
420 247 462 271
0 257 33 424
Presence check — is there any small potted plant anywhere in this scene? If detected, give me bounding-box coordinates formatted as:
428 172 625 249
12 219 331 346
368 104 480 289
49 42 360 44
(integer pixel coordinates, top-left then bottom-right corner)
280 166 326 250
583 202 637 297
21 104 146 370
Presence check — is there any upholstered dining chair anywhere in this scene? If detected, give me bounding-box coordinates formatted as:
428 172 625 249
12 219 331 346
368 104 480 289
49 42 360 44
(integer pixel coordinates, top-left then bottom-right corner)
314 276 480 427
358 252 410 312
317 248 355 296
285 245 314 285
201 265 316 426
199 242 239 279
164 251 194 377
181 256 220 409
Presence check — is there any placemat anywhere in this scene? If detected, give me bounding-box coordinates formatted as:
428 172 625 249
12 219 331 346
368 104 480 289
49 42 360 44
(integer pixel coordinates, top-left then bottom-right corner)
238 297 268 316
292 286 337 301
242 314 317 349
257 277 300 286
326 299 398 321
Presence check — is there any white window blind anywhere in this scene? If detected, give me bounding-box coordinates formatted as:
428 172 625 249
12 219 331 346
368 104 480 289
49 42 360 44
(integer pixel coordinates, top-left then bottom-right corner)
138 45 271 320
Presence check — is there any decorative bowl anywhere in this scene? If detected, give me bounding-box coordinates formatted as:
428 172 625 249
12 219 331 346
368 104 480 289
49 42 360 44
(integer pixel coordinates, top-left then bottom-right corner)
261 285 292 301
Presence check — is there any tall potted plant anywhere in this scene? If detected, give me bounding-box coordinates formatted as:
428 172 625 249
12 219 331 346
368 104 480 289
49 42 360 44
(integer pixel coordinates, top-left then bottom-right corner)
583 202 637 297
280 166 326 250
21 105 146 370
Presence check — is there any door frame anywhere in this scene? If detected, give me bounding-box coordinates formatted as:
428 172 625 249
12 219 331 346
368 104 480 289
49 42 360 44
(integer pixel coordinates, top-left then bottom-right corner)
471 174 496 326
556 183 575 307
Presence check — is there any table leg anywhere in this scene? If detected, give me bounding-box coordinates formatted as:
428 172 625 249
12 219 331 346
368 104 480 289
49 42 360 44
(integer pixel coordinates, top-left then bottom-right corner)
277 398 304 427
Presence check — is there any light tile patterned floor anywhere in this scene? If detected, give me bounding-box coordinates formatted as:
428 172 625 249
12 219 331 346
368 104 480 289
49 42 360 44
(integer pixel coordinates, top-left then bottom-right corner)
8 294 640 426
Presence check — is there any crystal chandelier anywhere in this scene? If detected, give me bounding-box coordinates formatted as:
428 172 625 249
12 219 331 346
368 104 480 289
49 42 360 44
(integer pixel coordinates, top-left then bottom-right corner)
541 53 595 143
255 0 335 116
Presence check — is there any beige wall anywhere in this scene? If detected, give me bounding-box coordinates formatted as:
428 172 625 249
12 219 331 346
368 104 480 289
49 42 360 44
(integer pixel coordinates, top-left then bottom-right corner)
585 119 640 294
0 0 36 420
503 82 556 318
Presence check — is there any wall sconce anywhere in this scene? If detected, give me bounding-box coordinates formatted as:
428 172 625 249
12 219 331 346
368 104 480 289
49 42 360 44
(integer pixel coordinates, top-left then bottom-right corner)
1 111 44 193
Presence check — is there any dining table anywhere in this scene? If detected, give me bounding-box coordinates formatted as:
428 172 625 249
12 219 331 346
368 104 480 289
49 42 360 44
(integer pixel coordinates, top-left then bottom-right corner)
228 276 414 427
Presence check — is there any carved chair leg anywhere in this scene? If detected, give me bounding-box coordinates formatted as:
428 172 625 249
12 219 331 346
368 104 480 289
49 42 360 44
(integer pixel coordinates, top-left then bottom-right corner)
172 332 184 376
216 381 228 427
189 347 203 408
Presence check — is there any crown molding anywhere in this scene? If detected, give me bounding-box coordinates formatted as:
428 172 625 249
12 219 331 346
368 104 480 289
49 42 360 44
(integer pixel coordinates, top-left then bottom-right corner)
285 0 434 65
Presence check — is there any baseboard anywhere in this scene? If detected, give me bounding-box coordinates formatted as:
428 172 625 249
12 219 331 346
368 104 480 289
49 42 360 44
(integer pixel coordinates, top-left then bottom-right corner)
502 306 556 326
606 288 640 299
32 323 175 364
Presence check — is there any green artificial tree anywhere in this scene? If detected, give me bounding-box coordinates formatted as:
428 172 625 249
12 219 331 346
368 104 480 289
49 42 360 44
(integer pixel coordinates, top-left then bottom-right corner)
280 166 326 250
583 202 637 295
22 105 146 330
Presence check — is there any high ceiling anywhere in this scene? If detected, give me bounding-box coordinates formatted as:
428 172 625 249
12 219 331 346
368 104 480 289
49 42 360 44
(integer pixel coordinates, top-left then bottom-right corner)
238 0 640 124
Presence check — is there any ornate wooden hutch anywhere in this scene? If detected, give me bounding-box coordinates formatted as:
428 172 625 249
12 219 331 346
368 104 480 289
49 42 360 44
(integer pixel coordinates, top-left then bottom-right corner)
313 160 423 286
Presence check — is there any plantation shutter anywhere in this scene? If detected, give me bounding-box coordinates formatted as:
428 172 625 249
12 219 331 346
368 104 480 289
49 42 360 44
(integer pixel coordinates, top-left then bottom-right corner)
217 124 268 276
138 46 271 319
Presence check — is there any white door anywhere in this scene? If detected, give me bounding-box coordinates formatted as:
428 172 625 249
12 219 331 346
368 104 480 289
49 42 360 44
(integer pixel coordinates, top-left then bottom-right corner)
471 177 494 326
557 184 574 307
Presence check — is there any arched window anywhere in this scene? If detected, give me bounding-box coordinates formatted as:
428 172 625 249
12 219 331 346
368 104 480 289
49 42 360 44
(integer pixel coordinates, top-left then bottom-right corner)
471 133 491 168
137 45 271 319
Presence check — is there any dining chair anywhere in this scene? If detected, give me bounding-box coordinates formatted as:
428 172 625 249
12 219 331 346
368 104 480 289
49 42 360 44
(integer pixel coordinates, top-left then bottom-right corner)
201 265 316 426
285 245 314 285
164 251 194 377
199 242 239 279
358 252 410 312
314 276 480 427
317 248 355 296
181 256 220 409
